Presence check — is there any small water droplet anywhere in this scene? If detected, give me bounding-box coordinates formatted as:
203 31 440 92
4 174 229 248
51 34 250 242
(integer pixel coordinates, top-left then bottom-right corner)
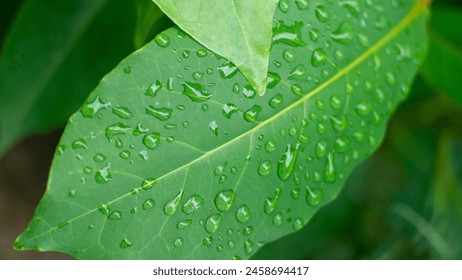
119 239 133 249
315 140 328 158
81 96 110 118
72 138 87 150
258 160 273 176
203 236 213 246
306 186 324 207
264 188 282 215
244 239 254 255
176 219 192 229
98 204 110 216
222 103 238 119
332 22 353 45
95 164 111 184
269 94 284 108
311 48 328 67
334 137 350 152
243 105 262 122
236 205 251 223
218 61 238 79
93 153 106 162
174 237 183 248
209 120 219 137
293 218 304 231
141 178 157 190
273 212 283 226
243 85 256 99
154 33 170 47
273 21 306 47
108 210 122 220
105 123 131 140
142 198 155 210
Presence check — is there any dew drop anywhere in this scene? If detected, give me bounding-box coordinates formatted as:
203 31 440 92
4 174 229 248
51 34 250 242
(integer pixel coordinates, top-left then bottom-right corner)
331 23 353 45
174 237 183 248
108 210 122 220
315 140 328 158
315 6 329 22
236 205 251 223
98 204 110 216
205 214 222 233
214 190 236 212
105 123 131 140
269 94 284 108
264 188 282 215
334 137 350 152
273 213 283 226
93 153 106 163
243 105 262 122
154 33 170 47
243 85 256 99
146 106 173 121
203 236 213 246
244 240 254 255
182 195 204 215
323 152 337 183
209 120 219 137
311 48 328 67
176 219 192 229
95 164 112 184
273 21 306 47
265 140 277 152
112 107 133 119
293 218 304 231
182 82 211 102
141 178 157 190
306 186 324 207
218 61 238 79
119 239 133 249
164 190 184 216
142 198 155 210
81 96 110 118
71 139 87 150
277 144 300 181
258 160 272 176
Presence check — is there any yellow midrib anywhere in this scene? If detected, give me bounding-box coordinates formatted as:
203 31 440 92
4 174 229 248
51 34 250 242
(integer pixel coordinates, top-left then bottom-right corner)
19 2 426 247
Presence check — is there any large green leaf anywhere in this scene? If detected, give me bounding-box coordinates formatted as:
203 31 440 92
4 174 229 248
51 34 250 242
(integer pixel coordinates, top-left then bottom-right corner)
152 0 278 95
0 0 136 155
421 5 462 106
15 0 428 259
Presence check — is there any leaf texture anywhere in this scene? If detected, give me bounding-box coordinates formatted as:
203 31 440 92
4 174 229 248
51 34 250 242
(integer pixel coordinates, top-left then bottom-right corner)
152 0 278 95
16 0 428 259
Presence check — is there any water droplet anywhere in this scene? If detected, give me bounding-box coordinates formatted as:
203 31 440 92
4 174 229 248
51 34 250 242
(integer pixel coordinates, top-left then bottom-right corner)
306 186 324 207
205 214 222 233
105 123 131 140
154 33 170 47
291 188 300 199
293 218 304 231
331 22 353 45
243 105 262 122
330 96 342 109
288 64 307 80
141 178 157 190
81 96 110 118
174 237 183 248
218 61 238 79
197 49 208 57
164 190 184 216
108 210 122 220
95 164 111 184
244 240 254 255
311 48 328 67
264 188 282 215
273 212 283 226
283 49 295 62
71 139 87 150
242 85 256 99
214 162 227 175
228 240 235 248
357 33 369 47
269 94 284 108
182 195 204 215
209 120 219 137
203 236 213 246
265 140 277 152
315 5 329 22
98 204 110 216
273 21 306 46
123 67 132 74
266 72 281 89
146 106 173 121
315 140 328 158
355 101 371 116
330 115 347 132
222 103 238 119
334 137 350 152
142 198 155 210
291 84 303 95
68 190 77 198
57 221 69 229
278 0 289 13
112 107 133 119
176 219 192 229
258 160 273 176
214 190 236 212
93 153 106 162
323 152 336 183
219 175 228 185
385 72 396 86
277 144 300 181
146 80 163 97
295 0 309 10
119 239 133 249
236 205 251 223
182 82 211 102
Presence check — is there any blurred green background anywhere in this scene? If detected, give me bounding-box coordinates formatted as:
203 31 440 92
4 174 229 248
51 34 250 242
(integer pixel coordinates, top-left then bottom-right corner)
1 0 461 259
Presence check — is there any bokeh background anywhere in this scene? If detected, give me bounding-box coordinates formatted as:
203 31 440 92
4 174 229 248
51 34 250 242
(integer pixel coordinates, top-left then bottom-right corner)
1 0 461 259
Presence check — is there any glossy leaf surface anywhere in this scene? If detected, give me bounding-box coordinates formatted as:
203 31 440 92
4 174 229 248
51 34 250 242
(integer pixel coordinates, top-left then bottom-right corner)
16 0 428 259
152 0 278 95
0 0 136 155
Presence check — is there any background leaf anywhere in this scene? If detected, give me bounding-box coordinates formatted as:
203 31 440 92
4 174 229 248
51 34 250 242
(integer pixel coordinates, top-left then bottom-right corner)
420 5 462 106
152 0 278 95
134 0 173 49
0 0 137 156
15 0 427 259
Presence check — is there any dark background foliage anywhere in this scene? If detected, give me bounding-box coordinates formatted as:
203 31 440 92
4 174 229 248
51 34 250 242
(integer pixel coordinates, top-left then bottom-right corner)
1 0 461 259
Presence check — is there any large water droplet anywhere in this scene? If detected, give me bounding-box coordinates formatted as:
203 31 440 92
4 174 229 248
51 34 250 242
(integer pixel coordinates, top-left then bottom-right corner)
214 190 236 212
273 21 306 47
105 123 131 140
277 144 300 181
164 190 184 216
146 80 163 97
266 72 281 89
306 186 324 207
142 133 161 150
311 48 328 67
323 152 336 183
182 82 211 102
112 106 133 119
331 22 353 45
222 103 238 119
236 205 251 223
154 33 170 47
98 204 110 216
81 96 111 118
146 106 173 121
205 214 222 233
182 195 204 215
218 61 238 79
269 94 284 108
264 188 282 215
288 64 307 80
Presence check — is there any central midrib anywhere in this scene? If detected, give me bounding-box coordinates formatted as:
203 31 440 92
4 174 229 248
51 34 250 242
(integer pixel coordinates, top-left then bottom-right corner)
19 2 426 246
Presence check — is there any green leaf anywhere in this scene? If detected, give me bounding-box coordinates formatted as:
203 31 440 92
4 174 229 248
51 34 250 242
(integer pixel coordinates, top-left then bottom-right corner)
0 0 137 155
420 5 462 106
134 0 172 49
15 0 428 259
152 0 278 95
